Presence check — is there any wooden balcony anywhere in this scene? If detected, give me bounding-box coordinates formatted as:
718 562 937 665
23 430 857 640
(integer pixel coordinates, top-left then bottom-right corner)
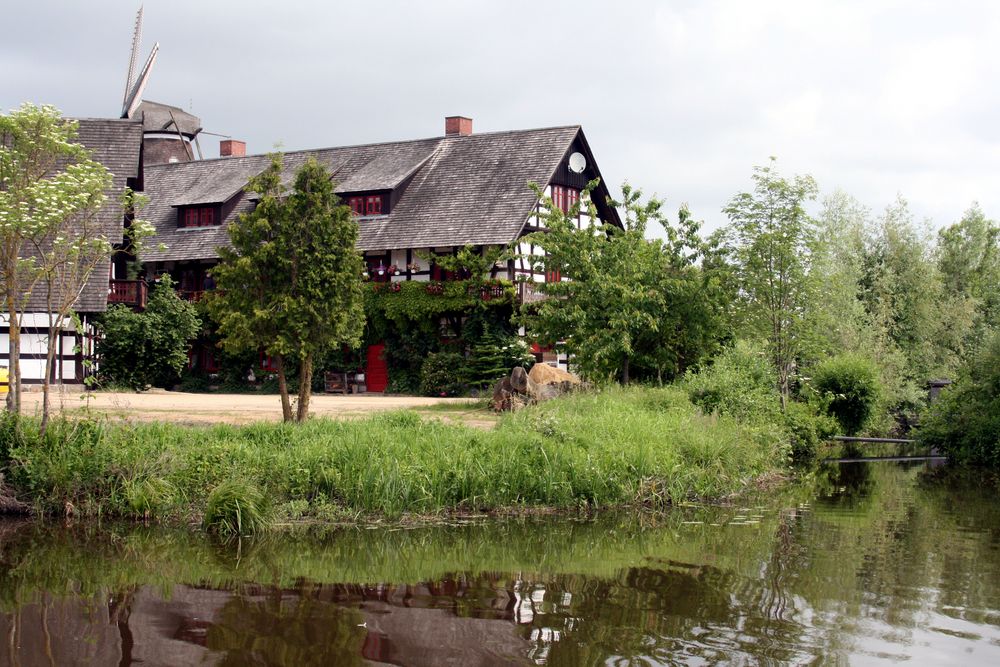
108 280 148 309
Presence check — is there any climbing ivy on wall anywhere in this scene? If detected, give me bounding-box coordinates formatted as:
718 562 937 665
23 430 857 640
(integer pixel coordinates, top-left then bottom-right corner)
363 279 515 323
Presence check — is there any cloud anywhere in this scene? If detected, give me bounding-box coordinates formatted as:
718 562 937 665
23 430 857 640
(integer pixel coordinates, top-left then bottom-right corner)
3 0 1000 234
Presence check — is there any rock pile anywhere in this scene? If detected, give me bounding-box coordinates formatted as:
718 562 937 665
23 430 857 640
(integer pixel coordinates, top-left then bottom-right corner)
491 363 582 412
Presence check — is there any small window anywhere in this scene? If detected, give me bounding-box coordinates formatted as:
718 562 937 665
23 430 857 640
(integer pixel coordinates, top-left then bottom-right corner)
179 206 220 228
347 194 385 217
348 197 365 216
550 186 580 215
545 268 561 283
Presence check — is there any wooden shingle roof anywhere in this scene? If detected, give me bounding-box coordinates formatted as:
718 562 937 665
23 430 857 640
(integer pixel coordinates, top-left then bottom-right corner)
25 118 143 313
142 125 586 262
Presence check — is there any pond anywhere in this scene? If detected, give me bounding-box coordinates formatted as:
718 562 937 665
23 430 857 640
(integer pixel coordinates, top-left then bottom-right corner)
0 461 998 665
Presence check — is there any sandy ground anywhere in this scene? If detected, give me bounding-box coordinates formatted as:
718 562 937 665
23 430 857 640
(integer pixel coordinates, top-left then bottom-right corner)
17 388 494 427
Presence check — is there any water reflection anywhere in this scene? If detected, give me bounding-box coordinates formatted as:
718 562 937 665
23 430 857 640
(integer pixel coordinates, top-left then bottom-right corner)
0 462 998 665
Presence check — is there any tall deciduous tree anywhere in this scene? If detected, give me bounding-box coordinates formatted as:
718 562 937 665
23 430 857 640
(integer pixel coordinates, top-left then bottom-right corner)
722 159 818 406
519 182 722 383
0 104 117 418
209 155 365 422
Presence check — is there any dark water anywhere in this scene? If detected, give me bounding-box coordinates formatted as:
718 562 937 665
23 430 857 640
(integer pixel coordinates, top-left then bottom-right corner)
1 461 999 666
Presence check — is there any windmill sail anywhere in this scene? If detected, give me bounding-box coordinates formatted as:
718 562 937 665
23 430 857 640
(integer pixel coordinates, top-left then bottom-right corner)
121 6 144 118
122 42 159 119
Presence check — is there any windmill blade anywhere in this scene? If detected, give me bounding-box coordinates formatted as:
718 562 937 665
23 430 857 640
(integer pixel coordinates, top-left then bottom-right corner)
123 42 159 119
121 6 144 118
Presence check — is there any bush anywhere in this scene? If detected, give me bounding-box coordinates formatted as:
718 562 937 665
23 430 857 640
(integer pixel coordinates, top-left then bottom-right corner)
683 339 782 422
95 277 201 390
203 479 271 537
919 333 1000 466
810 353 881 435
783 401 838 462
419 352 467 397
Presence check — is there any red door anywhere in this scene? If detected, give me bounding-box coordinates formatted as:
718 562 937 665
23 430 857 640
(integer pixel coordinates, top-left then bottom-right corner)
366 343 389 392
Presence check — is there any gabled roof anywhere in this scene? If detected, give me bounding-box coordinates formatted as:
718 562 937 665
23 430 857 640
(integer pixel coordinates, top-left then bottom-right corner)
142 125 592 262
25 118 143 313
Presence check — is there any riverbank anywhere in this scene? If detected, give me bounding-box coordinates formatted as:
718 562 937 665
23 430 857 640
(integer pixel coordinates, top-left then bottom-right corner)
0 386 790 531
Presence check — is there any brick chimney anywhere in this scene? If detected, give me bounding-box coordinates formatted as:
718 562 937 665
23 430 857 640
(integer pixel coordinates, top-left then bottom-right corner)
445 116 473 137
220 139 246 157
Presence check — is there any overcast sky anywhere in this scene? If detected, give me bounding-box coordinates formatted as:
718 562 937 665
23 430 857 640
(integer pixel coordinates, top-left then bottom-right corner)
3 1 999 233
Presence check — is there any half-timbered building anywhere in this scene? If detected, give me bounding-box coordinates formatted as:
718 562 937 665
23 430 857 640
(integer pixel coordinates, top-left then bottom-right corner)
139 116 619 390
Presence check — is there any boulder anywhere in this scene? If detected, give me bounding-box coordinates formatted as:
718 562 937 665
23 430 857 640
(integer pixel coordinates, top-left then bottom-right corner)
528 363 580 386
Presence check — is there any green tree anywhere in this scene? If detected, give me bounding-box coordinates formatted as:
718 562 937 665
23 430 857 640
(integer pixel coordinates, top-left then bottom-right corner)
95 276 201 390
918 331 1000 466
722 158 819 406
209 155 365 422
0 104 114 415
519 182 722 383
937 203 1000 344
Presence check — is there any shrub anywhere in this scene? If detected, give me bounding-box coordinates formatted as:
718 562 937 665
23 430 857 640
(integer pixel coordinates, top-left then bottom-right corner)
419 352 467 397
783 401 838 462
95 277 201 390
810 353 881 435
683 339 782 423
919 333 1000 466
203 480 271 537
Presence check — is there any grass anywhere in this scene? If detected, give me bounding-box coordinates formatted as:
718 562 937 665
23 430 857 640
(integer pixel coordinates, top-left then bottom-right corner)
0 386 791 527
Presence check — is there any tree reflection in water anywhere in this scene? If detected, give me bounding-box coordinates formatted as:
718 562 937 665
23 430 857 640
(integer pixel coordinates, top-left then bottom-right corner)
0 461 998 665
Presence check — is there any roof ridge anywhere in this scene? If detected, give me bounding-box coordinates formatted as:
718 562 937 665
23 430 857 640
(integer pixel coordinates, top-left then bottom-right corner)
144 125 582 170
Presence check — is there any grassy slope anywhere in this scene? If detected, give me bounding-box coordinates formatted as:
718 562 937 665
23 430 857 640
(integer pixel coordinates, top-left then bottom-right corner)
1 386 789 522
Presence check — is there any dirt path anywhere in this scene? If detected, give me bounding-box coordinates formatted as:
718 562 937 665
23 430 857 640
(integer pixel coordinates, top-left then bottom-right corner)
19 389 493 427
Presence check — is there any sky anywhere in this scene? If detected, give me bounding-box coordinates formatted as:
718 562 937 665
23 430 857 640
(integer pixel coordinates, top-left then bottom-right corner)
3 0 1000 234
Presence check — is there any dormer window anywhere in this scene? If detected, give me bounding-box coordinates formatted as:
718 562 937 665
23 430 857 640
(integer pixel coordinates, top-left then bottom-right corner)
178 205 220 228
346 193 387 217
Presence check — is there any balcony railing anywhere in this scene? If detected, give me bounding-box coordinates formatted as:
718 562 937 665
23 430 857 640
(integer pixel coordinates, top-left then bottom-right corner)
108 280 148 309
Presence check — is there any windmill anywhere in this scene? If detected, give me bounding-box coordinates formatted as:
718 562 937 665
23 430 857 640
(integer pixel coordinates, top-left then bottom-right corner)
119 6 204 164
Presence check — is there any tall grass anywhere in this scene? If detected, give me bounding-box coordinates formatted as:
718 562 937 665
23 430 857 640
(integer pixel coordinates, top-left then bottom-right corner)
0 386 789 524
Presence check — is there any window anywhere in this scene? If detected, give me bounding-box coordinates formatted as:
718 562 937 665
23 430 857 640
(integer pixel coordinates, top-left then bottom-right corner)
348 194 386 216
179 206 219 228
550 185 580 214
545 267 561 283
260 352 279 372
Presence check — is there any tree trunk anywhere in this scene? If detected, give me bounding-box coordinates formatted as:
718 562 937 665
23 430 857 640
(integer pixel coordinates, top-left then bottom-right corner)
273 354 293 422
296 352 313 422
5 295 21 415
621 355 630 385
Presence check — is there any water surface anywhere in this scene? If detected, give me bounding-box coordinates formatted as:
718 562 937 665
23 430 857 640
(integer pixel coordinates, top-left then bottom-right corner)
1 461 998 665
